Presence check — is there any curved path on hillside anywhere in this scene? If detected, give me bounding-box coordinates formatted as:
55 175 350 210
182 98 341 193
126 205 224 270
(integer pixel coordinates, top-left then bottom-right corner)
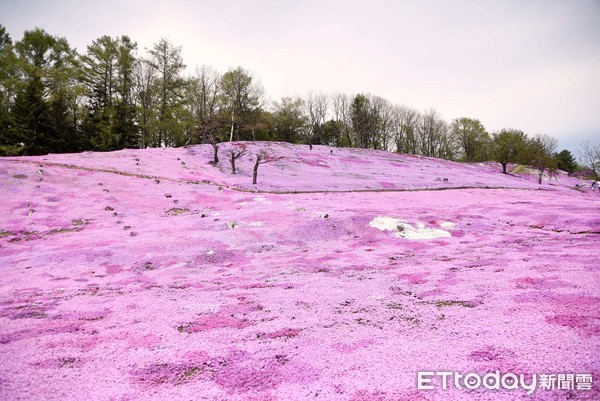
2 159 542 195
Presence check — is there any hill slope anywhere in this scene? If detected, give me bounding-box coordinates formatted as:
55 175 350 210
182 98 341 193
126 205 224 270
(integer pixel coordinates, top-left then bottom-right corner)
6 142 587 192
1 143 599 400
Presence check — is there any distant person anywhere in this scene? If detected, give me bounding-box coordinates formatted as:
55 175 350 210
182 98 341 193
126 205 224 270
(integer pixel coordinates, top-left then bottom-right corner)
592 181 598 191
330 147 333 155
309 143 313 150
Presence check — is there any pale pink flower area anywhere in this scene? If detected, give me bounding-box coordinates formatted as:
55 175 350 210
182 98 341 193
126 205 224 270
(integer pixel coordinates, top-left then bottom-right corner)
0 142 599 400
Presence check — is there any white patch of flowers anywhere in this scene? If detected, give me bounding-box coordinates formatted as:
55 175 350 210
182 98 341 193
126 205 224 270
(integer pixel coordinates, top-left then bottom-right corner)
440 221 456 230
369 216 451 240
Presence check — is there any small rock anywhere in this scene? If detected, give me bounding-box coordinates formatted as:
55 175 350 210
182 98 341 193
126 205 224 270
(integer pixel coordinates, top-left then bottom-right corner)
124 226 131 230
165 194 172 198
227 220 237 229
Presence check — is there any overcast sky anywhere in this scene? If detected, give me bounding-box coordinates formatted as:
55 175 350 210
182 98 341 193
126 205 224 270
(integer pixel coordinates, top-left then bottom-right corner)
1 0 599 152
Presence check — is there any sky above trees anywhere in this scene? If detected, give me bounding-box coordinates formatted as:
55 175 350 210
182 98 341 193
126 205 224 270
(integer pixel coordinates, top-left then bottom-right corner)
1 0 599 152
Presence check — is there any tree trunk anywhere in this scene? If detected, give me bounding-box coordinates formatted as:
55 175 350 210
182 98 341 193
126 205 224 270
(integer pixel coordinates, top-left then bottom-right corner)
212 144 219 164
253 160 259 184
344 127 352 147
230 156 236 174
229 111 235 142
501 162 508 174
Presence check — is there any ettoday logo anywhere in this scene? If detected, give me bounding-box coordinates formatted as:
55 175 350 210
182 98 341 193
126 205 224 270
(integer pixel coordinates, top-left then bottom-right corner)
417 371 593 395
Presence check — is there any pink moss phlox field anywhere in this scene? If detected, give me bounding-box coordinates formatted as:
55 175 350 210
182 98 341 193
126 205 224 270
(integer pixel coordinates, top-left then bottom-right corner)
1 142 599 400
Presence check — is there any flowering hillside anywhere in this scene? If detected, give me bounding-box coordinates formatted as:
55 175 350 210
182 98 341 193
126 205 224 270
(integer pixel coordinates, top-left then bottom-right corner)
1 143 598 400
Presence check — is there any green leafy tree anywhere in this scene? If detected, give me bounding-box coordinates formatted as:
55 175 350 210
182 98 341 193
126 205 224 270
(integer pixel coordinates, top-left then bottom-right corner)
12 28 80 155
321 119 345 146
81 35 138 150
492 129 528 174
351 93 377 149
525 134 558 184
270 97 306 144
114 36 138 148
450 117 487 162
12 74 55 154
220 66 264 142
0 25 21 154
146 38 187 147
554 149 577 173
47 36 82 152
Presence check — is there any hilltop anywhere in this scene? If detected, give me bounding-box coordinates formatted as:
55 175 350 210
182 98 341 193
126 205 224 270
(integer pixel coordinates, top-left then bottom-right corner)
1 143 599 400
4 142 589 192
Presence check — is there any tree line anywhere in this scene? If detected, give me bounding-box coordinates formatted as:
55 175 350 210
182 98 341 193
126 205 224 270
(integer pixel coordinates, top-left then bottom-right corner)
0 25 597 179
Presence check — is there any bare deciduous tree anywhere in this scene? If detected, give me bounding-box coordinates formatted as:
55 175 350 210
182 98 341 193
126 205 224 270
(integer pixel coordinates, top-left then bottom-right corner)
371 96 393 151
227 143 247 174
579 140 600 180
207 133 220 164
418 109 447 158
304 92 329 146
252 149 282 184
332 93 353 147
187 66 221 144
392 106 421 154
